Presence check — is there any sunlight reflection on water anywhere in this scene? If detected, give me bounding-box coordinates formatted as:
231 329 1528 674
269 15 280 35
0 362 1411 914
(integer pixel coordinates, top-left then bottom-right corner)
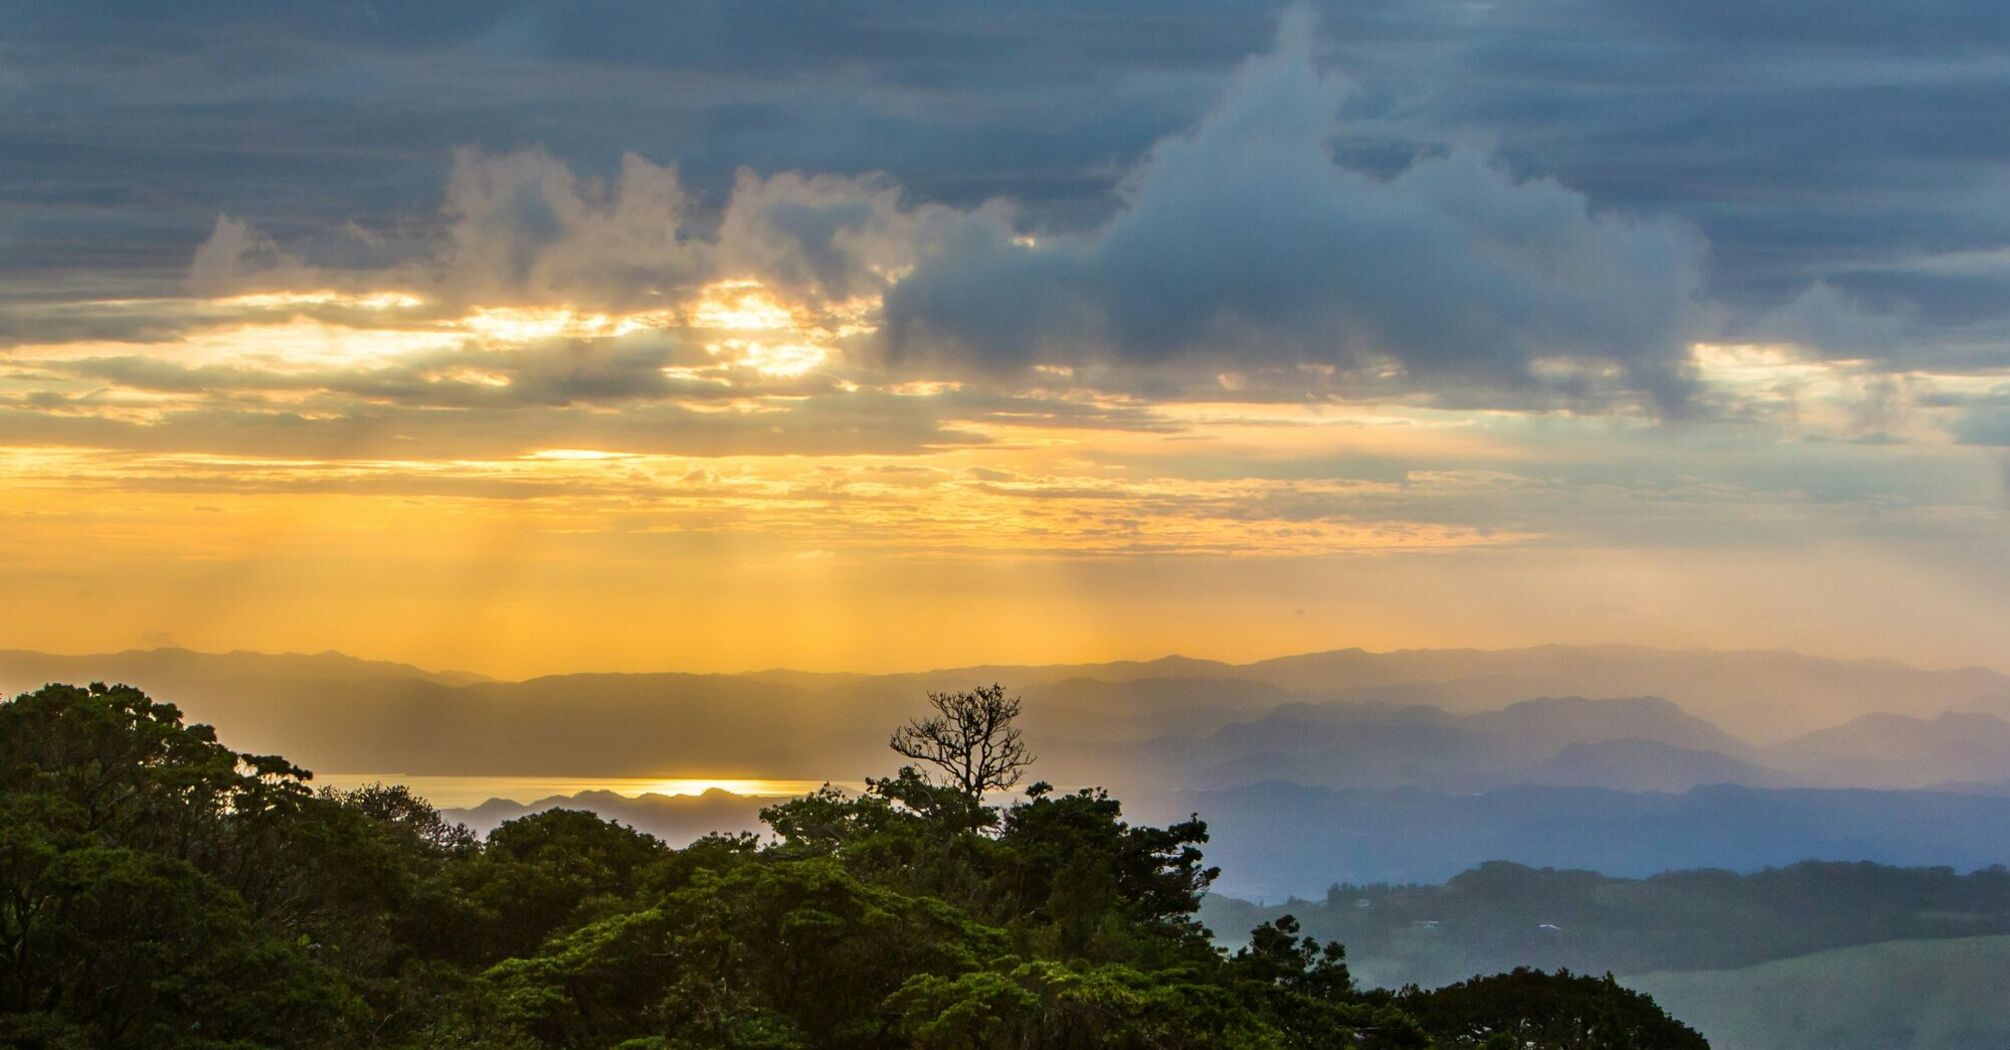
314 774 853 809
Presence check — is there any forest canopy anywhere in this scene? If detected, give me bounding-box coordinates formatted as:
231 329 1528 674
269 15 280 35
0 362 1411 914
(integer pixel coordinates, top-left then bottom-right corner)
0 681 1707 1049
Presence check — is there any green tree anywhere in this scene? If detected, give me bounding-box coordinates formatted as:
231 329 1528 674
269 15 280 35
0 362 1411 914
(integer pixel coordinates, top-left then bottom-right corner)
1400 968 1709 1049
0 682 1712 1049
0 684 362 1047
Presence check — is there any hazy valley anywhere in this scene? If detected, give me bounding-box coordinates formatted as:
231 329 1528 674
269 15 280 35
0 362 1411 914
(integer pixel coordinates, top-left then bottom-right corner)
9 643 2007 897
9 645 2010 1048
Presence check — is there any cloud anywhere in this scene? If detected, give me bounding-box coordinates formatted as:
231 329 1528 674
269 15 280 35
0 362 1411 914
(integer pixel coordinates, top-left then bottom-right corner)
1604 0 2010 48
183 149 933 318
186 215 320 293
10 0 2010 374
13 5 1994 433
17 3 2000 387
1952 398 2010 447
434 148 704 306
44 330 840 409
713 170 928 303
1738 281 1907 357
0 390 988 461
882 9 1711 409
176 149 712 312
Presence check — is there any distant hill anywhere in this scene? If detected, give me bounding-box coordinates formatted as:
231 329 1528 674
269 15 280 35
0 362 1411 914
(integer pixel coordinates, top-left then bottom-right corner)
1767 710 2010 788
1205 862 2010 1050
1231 646 2010 742
1630 936 2010 1050
1170 717 1503 791
1200 860 2010 988
0 647 489 691
1968 693 2010 720
231 673 887 778
1108 696 1785 794
1469 695 1754 756
442 788 771 842
7 644 2008 795
1164 782 2010 899
1501 739 1798 793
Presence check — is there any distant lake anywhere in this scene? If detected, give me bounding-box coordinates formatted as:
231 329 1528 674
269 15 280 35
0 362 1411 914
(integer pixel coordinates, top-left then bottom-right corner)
314 774 849 809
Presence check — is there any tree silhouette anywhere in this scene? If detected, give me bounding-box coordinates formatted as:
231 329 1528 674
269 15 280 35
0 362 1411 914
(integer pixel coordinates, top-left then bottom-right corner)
888 683 1034 801
2 681 1713 1048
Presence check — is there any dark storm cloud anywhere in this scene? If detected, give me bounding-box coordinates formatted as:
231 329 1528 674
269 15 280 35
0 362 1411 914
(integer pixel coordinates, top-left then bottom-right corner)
884 13 1709 408
4 0 2010 374
1601 0 2010 48
1372 0 2010 357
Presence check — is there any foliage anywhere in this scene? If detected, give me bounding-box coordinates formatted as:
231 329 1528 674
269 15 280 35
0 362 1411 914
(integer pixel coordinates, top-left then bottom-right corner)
1399 969 1709 1050
0 682 1708 1048
1202 857 2010 987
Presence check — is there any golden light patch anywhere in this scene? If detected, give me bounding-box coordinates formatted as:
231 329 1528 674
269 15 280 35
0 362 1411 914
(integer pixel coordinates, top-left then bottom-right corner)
421 365 513 387
705 338 829 377
689 279 796 330
216 289 424 310
528 448 634 461
1689 341 1963 442
890 380 962 396
8 318 458 368
460 305 674 342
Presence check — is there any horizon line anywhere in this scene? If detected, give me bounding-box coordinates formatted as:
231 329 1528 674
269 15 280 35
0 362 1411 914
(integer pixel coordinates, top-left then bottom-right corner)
6 639 2006 685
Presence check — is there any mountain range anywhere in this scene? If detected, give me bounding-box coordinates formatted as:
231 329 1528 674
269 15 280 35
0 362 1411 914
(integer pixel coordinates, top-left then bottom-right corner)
4 644 2005 781
8 643 2010 897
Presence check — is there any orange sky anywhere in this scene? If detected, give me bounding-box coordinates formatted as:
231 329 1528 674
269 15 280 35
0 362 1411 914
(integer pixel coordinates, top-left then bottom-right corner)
3 280 2005 677
6 24 2008 677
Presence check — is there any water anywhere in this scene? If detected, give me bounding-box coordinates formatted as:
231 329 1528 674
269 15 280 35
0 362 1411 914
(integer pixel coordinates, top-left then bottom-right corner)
312 773 848 809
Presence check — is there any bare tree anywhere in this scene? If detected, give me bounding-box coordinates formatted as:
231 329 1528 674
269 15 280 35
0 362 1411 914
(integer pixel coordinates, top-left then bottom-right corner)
888 683 1034 800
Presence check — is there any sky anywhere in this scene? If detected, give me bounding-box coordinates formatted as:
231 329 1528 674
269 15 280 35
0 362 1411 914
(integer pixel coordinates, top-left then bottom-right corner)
2 1 2007 678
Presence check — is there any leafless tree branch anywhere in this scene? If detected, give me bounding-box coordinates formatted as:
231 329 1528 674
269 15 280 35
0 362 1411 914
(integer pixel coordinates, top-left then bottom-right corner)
888 683 1033 800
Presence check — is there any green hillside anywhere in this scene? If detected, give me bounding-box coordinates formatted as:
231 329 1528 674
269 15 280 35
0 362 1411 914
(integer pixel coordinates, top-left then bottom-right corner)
1628 935 2010 1050
1201 861 2010 989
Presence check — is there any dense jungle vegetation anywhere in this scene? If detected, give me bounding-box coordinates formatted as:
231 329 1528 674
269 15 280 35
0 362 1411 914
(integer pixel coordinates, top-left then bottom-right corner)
0 682 1706 1049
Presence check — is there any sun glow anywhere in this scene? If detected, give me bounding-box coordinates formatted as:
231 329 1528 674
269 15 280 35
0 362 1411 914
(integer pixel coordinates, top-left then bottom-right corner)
706 338 829 377
461 305 675 342
632 778 843 798
528 448 634 461
217 289 425 311
690 279 796 330
308 774 849 808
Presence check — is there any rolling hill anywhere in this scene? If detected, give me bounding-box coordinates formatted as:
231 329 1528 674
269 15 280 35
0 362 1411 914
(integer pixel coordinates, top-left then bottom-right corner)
1630 936 2010 1050
7 644 2009 813
1766 710 2010 788
1165 782 2010 899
